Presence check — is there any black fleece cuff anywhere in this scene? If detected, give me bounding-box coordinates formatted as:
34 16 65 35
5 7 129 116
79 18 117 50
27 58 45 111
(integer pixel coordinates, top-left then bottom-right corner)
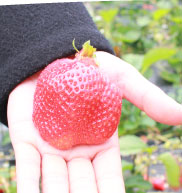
0 2 114 126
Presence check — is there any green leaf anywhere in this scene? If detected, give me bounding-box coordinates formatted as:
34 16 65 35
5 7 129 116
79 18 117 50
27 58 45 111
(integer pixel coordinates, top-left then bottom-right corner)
171 17 182 23
168 49 182 73
153 9 170 20
0 168 10 178
120 30 141 43
9 186 17 193
116 25 141 43
9 182 17 193
141 37 156 51
157 0 173 9
125 175 152 190
2 131 11 146
176 88 182 103
158 152 180 188
141 48 176 74
122 54 144 70
143 146 157 155
123 121 138 131
160 70 180 84
137 16 151 27
119 135 147 156
140 115 156 127
122 160 133 172
100 9 118 23
143 68 154 79
118 125 125 136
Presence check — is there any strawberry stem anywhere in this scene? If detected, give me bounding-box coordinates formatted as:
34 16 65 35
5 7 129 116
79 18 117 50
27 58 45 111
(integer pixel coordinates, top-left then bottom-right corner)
72 39 79 53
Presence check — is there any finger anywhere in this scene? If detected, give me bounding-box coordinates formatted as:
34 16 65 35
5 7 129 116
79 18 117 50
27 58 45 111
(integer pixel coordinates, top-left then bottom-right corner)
68 158 98 193
42 154 69 193
122 64 182 125
14 143 41 193
93 147 125 193
96 52 182 125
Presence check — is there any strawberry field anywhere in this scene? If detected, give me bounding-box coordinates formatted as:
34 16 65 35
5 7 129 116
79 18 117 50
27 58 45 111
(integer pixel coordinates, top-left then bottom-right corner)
0 0 182 192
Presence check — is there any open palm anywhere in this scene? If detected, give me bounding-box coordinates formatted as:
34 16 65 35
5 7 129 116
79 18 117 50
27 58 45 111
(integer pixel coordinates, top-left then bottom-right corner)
7 52 182 193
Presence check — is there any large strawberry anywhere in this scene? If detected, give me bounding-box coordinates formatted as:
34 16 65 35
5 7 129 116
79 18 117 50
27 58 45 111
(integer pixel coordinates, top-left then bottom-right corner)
33 41 122 150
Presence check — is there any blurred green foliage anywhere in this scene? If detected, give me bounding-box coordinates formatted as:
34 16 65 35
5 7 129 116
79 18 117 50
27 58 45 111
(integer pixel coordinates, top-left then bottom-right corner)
159 152 181 188
0 166 16 193
119 135 147 155
85 0 182 83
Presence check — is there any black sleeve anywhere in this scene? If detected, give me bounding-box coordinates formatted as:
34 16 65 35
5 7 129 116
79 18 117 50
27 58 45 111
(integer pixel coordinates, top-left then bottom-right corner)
0 2 114 126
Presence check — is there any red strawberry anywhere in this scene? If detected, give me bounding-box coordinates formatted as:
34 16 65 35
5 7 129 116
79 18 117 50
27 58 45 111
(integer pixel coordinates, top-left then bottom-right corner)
33 41 122 150
151 177 165 191
0 189 4 193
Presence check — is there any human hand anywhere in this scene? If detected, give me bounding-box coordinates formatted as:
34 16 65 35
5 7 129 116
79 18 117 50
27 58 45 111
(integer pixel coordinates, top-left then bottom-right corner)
7 72 125 193
7 52 182 193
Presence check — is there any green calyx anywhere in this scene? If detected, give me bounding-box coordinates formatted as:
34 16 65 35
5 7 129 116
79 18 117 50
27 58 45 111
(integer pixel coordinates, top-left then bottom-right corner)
72 39 96 58
81 40 96 58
